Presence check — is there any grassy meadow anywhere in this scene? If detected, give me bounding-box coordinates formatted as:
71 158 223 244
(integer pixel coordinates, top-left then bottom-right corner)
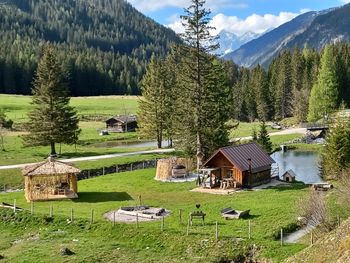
0 168 308 262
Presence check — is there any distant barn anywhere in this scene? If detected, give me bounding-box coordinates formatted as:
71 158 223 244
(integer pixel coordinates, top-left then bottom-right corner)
106 115 137 133
202 142 276 188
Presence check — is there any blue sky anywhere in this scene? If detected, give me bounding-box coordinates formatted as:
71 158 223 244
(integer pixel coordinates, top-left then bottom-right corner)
128 0 349 35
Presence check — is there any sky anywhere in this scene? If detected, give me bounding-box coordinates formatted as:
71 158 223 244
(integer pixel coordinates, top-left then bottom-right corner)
128 0 350 36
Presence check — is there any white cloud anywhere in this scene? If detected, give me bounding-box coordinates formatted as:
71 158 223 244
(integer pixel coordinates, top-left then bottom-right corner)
128 0 247 13
340 0 350 4
168 9 309 36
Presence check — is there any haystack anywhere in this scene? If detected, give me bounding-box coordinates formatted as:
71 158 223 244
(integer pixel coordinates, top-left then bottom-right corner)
22 156 81 202
155 157 194 181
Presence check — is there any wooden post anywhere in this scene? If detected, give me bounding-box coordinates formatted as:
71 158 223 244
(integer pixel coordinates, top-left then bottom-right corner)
91 209 94 224
338 215 341 227
310 230 314 245
70 208 74 222
142 162 145 169
13 199 16 213
113 211 116 227
116 165 119 173
88 170 90 178
187 218 190 236
179 209 183 224
49 205 53 217
139 195 142 206
161 216 165 232
280 229 283 246
103 167 105 175
131 163 133 171
215 221 219 241
248 220 251 239
136 213 139 229
30 202 34 215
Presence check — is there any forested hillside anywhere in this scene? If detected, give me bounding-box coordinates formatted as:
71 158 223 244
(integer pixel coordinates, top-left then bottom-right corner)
0 0 180 95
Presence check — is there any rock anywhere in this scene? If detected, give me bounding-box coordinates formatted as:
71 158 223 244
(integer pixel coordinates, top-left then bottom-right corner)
60 247 75 256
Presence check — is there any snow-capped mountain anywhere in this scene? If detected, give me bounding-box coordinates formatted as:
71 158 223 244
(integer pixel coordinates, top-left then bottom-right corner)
216 30 261 55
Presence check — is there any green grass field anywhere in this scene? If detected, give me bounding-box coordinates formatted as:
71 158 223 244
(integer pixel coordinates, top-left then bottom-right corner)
0 168 308 262
0 94 139 122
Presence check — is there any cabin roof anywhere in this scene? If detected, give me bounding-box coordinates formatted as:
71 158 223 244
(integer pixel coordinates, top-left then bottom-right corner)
22 157 81 176
106 115 137 124
203 142 275 172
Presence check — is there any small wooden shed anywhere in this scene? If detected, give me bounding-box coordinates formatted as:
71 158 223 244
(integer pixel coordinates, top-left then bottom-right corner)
22 157 81 202
282 169 296 182
106 115 137 132
202 143 275 188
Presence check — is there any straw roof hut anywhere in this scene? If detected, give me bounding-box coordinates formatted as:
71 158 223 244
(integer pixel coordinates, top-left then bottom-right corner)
22 157 81 202
155 157 194 181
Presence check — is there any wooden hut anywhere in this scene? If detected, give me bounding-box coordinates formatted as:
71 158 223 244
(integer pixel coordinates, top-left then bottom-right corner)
22 157 81 202
105 115 137 132
202 143 275 188
282 169 296 182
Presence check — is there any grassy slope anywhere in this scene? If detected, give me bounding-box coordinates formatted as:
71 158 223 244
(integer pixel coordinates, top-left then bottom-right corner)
0 168 307 262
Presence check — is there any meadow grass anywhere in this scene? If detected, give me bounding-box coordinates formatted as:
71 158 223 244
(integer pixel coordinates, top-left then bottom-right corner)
0 94 139 122
0 168 308 262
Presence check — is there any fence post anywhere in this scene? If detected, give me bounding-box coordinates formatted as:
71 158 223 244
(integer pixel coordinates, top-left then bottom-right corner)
161 216 165 232
142 162 145 169
70 208 74 222
131 163 133 171
338 215 341 227
30 202 34 215
103 167 105 175
49 205 53 217
138 195 142 206
88 170 90 178
179 209 183 224
216 221 219 241
310 230 314 246
280 229 283 246
136 213 139 229
116 165 119 173
91 209 94 224
187 218 190 236
13 199 16 213
248 220 251 239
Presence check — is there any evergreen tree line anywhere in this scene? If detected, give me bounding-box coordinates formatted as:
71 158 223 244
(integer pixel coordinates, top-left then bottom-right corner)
0 0 180 96
233 43 350 123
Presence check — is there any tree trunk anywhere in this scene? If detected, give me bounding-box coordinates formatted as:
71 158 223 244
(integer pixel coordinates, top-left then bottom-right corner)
50 141 57 156
157 132 162 149
196 132 203 171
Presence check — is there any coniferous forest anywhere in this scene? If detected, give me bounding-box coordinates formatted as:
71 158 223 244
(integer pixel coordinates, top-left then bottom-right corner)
0 0 180 95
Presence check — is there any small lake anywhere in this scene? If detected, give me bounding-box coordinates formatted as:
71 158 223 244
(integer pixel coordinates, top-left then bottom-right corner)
94 140 171 149
271 150 323 184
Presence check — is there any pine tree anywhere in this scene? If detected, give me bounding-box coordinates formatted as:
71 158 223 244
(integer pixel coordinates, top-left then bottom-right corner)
257 122 272 153
321 115 350 179
23 45 80 156
177 0 222 169
251 65 270 121
308 45 339 122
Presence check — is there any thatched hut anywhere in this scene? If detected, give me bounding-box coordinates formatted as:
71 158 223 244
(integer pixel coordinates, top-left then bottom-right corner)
155 157 194 181
22 157 81 202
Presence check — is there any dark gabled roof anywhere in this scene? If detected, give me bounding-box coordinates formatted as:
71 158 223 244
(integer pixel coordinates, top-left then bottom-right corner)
203 142 275 172
106 115 137 124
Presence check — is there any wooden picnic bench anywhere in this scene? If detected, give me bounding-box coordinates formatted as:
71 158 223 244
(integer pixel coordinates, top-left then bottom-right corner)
190 211 206 225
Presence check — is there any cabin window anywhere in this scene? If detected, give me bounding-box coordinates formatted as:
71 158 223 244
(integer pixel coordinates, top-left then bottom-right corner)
226 170 232 178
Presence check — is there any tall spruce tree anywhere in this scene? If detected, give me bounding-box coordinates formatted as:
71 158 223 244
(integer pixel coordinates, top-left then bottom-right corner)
251 65 271 121
308 45 339 122
178 0 223 169
24 45 80 156
321 115 350 179
138 55 168 148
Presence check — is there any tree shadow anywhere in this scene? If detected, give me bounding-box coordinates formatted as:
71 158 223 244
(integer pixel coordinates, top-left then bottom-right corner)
74 192 133 203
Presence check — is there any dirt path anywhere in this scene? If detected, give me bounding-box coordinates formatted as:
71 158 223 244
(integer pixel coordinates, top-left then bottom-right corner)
0 148 175 170
234 127 307 141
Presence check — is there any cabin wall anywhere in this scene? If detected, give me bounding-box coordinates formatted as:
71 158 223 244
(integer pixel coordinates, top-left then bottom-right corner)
205 152 244 185
245 168 272 187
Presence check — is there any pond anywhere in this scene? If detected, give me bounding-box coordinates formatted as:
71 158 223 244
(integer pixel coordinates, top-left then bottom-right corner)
271 150 323 184
94 140 171 149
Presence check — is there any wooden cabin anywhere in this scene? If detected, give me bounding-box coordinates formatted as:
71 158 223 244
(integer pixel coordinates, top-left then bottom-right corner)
106 115 137 133
202 143 275 188
22 157 81 202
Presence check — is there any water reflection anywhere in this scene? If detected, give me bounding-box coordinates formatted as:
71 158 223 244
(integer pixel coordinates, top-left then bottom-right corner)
271 150 323 184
